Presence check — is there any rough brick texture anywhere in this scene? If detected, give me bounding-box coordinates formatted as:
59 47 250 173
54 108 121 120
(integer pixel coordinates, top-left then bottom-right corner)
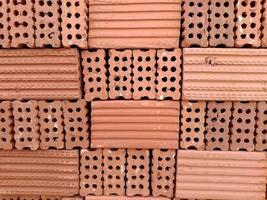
86 197 171 200
255 102 267 151
261 0 267 47
0 0 10 48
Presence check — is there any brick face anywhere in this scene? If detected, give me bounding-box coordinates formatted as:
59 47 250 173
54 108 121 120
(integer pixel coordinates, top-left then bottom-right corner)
0 0 10 48
255 102 267 151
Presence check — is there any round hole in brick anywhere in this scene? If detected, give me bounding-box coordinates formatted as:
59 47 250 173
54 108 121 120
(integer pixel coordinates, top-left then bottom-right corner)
138 56 142 62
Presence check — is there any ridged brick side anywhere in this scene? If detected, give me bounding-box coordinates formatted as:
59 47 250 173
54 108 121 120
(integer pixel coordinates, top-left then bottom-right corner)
0 0 10 48
61 197 82 200
255 102 267 151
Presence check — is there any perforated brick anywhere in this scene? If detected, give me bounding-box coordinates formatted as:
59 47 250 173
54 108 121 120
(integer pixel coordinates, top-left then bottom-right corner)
38 101 64 150
180 101 206 150
235 0 262 47
103 149 126 196
261 0 267 47
12 100 39 150
181 0 209 47
34 0 61 47
80 149 103 196
41 196 61 200
156 49 181 100
63 100 89 149
62 197 82 200
0 101 13 150
108 50 132 100
205 101 232 151
0 0 10 48
152 149 176 198
133 50 156 100
230 102 257 151
0 195 18 200
126 149 150 197
8 0 34 47
18 196 39 200
255 102 267 151
209 0 235 47
61 0 88 48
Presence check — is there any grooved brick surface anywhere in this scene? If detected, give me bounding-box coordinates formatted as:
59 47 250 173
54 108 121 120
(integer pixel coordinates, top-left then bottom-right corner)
180 101 206 150
81 49 108 101
255 102 267 151
62 197 83 200
86 197 171 200
0 150 79 196
0 0 10 48
63 100 89 149
230 102 257 151
12 100 39 150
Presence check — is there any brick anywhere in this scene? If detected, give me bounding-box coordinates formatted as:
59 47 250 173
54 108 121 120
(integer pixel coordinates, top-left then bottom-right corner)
0 0 10 48
255 102 267 151
230 102 257 151
18 196 39 200
61 0 88 48
208 0 235 47
235 0 262 47
103 149 126 196
156 49 181 100
205 101 232 151
180 101 206 150
152 149 176 198
0 196 18 200
0 150 79 196
81 50 108 101
261 0 267 47
38 101 64 150
0 101 14 150
8 0 34 47
34 0 61 47
181 0 209 47
86 197 170 200
126 149 150 197
41 196 61 200
133 50 156 100
12 100 39 150
62 197 83 200
108 49 132 99
80 149 103 196
63 100 89 149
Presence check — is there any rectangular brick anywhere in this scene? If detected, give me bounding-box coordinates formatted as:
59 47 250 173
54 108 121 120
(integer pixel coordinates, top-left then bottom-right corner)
261 0 267 47
255 102 267 151
0 0 10 48
86 197 171 200
0 101 13 150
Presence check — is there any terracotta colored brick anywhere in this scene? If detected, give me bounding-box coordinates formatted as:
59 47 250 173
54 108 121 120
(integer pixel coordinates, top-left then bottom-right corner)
38 101 64 150
156 49 181 100
255 102 267 151
133 50 156 100
62 197 83 200
61 0 88 48
126 149 150 197
230 102 257 151
34 0 61 47
12 100 39 150
80 149 103 196
208 0 235 47
181 0 209 47
81 50 108 101
0 196 18 200
205 101 232 151
180 101 206 150
41 196 61 200
0 0 10 48
152 149 176 198
86 197 170 200
103 149 126 196
235 0 262 47
108 49 133 99
261 0 267 47
0 101 14 150
63 100 89 149
8 0 34 47
18 196 39 200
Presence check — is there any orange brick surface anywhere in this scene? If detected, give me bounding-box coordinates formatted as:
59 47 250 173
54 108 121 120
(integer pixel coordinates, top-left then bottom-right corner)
0 0 10 48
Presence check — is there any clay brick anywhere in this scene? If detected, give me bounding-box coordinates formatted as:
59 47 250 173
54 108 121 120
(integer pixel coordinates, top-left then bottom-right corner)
80 149 103 196
8 0 34 47
152 149 176 198
0 196 18 200
41 196 60 200
61 0 88 48
235 0 262 47
63 100 89 149
0 101 14 150
126 149 150 197
0 0 10 48
62 197 82 200
0 150 79 196
103 149 126 196
19 196 39 200
38 101 64 150
34 0 61 47
208 0 235 47
180 101 206 150
86 197 170 200
133 50 156 100
230 102 257 151
181 0 209 47
12 100 39 150
108 49 133 99
205 101 232 151
255 102 267 151
261 0 267 47
156 49 181 100
81 50 108 101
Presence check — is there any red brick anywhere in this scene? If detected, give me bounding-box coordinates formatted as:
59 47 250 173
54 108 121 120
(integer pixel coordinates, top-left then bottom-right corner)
41 196 61 200
12 100 39 150
61 0 88 48
63 100 89 149
255 102 267 151
0 0 10 48
86 197 170 200
0 195 18 200
108 49 132 99
261 0 267 47
18 196 39 200
62 197 83 200
38 101 64 150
